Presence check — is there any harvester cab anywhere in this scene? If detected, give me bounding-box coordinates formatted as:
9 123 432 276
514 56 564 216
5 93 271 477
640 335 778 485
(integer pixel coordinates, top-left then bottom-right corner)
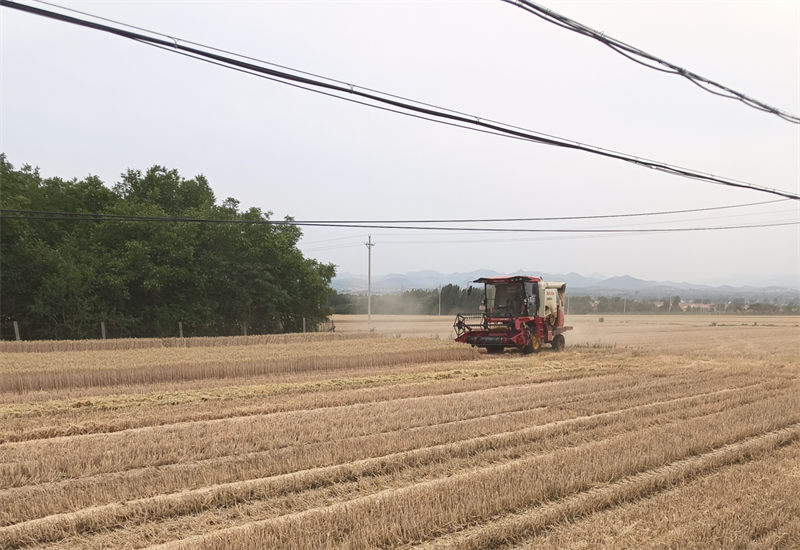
453 276 572 354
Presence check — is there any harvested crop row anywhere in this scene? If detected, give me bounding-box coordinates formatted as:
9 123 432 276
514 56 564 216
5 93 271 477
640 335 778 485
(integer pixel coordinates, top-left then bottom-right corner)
3 345 773 405
0 331 383 354
509 442 800 550
1 384 789 530
153 408 800 549
0 352 558 405
47 438 798 550
6 355 791 445
2 369 778 487
3 390 793 549
1 337 465 375
1 362 761 443
1 370 537 442
2 344 475 393
4 347 739 428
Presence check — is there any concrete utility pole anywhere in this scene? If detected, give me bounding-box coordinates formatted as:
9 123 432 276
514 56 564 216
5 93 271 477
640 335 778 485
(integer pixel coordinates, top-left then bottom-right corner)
438 285 442 316
365 235 375 324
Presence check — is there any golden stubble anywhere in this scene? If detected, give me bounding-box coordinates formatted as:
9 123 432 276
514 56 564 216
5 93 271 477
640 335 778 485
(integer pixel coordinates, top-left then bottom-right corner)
0 315 797 550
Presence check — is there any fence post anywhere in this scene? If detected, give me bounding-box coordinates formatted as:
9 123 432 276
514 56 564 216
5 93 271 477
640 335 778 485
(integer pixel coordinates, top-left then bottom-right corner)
303 318 306 333
179 322 183 338
13 321 20 341
101 322 106 340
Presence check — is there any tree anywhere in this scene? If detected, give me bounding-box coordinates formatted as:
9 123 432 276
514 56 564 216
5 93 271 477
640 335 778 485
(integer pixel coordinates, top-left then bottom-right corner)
0 156 336 339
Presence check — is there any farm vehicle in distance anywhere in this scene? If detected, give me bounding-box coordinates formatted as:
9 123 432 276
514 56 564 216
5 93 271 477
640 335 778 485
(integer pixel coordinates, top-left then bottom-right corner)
453 276 572 354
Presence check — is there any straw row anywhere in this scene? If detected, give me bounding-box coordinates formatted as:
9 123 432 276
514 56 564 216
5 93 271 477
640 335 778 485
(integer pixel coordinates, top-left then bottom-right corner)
1 347 475 393
0 331 383 354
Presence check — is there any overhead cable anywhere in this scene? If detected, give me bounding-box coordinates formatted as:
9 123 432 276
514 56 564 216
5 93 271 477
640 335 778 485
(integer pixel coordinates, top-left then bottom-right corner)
1 198 792 226
299 217 799 250
1 210 797 234
262 199 792 224
3 0 798 201
500 0 800 124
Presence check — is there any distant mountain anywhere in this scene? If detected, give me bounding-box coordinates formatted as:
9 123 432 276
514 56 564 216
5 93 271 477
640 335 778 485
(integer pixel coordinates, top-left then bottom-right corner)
538 272 603 288
332 270 800 300
757 275 800 289
593 275 655 290
695 274 799 289
593 276 714 291
331 270 605 293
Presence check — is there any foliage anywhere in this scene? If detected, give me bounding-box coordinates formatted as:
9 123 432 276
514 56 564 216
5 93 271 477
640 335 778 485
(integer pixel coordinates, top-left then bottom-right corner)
329 284 481 315
0 155 335 339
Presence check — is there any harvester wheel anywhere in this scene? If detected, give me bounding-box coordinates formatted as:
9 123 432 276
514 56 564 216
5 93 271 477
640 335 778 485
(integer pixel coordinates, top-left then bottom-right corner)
523 333 541 355
552 334 565 352
486 346 504 354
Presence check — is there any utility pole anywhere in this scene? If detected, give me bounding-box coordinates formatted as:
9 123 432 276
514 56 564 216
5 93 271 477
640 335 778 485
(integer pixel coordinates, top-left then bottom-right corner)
438 285 442 316
365 235 375 324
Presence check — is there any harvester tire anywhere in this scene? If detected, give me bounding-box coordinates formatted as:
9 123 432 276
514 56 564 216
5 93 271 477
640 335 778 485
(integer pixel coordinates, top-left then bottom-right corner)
523 334 541 355
486 346 504 354
552 334 565 352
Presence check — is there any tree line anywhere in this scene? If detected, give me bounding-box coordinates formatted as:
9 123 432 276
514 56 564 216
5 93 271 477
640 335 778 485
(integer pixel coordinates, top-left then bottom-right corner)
329 290 798 316
0 156 336 340
567 295 798 315
329 285 482 315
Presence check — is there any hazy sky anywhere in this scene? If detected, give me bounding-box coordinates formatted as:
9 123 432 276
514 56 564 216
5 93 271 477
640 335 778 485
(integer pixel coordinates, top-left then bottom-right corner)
3 0 798 285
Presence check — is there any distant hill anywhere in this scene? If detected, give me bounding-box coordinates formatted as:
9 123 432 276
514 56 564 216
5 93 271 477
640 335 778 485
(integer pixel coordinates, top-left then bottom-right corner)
332 270 799 301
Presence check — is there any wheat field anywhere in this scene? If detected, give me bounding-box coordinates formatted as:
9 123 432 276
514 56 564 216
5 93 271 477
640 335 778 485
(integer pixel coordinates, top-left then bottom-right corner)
1 315 797 549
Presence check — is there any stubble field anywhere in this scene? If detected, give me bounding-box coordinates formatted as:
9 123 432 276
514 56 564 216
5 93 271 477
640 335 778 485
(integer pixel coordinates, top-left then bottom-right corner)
1 315 798 549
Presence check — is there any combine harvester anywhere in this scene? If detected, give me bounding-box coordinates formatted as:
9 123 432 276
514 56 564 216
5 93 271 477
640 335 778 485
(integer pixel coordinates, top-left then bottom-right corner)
454 276 572 354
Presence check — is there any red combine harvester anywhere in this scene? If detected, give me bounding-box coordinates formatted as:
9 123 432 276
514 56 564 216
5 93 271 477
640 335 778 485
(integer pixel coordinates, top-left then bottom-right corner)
454 276 572 354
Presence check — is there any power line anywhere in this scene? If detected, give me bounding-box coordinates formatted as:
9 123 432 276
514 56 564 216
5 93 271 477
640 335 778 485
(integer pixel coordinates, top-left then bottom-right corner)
300 217 799 250
1 198 791 226
300 208 800 247
500 0 800 124
3 0 797 201
2 210 797 234
255 198 793 224
368 219 800 245
575 208 799 230
311 202 797 238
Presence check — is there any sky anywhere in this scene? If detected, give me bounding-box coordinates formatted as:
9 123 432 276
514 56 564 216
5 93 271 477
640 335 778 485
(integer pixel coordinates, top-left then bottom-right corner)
2 0 799 287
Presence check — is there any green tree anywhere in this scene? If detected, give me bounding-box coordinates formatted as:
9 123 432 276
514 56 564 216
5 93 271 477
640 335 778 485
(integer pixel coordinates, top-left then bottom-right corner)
0 156 336 339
